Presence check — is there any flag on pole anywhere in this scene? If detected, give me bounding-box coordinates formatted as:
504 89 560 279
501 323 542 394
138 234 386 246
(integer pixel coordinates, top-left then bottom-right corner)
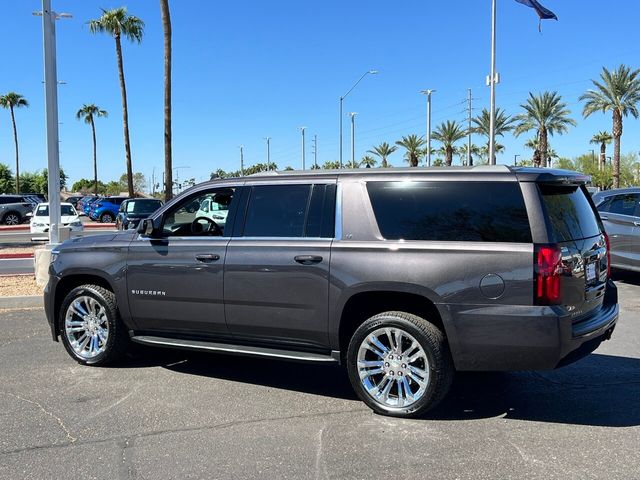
515 0 558 31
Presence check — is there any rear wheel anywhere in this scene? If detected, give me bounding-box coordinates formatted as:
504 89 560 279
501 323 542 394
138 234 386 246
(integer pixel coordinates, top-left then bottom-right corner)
100 212 114 223
347 311 454 418
3 211 21 225
59 284 129 366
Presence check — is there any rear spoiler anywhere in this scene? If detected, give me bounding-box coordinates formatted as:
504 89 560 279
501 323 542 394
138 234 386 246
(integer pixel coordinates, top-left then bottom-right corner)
510 167 590 185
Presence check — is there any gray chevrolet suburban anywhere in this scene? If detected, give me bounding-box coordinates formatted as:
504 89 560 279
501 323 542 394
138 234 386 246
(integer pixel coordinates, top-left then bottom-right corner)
44 166 619 418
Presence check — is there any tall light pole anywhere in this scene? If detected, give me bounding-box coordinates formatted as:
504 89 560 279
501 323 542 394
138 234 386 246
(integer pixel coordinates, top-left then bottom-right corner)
299 127 306 170
339 70 378 168
467 88 473 166
173 165 188 194
264 136 271 170
35 1 71 245
349 112 358 168
487 0 499 165
312 134 318 169
420 89 435 166
239 145 244 176
514 154 520 166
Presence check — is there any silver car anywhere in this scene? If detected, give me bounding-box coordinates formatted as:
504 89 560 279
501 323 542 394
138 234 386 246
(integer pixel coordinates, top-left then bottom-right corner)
593 187 640 272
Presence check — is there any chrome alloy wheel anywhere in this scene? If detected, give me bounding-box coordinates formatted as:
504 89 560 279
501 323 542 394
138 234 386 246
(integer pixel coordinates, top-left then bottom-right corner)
357 327 429 409
64 295 109 359
5 214 20 225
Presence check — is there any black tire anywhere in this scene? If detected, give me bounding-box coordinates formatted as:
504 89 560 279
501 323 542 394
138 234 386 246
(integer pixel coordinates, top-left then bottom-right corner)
346 311 454 418
100 213 114 223
58 284 129 366
3 211 22 225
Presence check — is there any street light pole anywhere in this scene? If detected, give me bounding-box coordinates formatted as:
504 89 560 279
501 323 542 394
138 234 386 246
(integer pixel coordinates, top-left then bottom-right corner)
299 127 306 170
514 154 520 166
488 0 498 165
264 137 271 170
36 1 71 245
349 112 358 168
239 145 244 176
420 89 435 166
339 70 378 168
313 134 318 169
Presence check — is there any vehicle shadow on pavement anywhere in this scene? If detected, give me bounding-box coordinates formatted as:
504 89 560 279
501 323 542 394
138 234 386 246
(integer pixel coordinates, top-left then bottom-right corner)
118 346 359 401
428 353 640 427
612 269 640 286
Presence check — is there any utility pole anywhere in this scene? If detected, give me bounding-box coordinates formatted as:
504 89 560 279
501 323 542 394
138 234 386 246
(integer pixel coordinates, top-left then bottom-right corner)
151 167 156 195
239 145 244 176
514 154 520 166
487 0 499 165
312 134 318 169
467 89 473 166
264 137 271 170
35 1 71 245
420 89 435 166
349 112 358 168
299 127 306 170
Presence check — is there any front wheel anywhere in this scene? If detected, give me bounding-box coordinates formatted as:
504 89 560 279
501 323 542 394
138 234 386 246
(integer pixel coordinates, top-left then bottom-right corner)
347 311 454 418
59 284 129 366
100 213 114 223
3 212 22 225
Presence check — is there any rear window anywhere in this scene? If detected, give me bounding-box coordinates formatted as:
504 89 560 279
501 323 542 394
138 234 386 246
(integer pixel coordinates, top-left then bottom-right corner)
539 185 601 242
366 181 532 242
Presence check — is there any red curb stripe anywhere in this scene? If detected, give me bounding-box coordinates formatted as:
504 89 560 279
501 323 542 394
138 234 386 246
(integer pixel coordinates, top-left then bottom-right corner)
0 253 34 259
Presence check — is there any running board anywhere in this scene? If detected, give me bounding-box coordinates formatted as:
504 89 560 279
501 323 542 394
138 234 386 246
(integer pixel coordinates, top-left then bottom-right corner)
131 335 341 364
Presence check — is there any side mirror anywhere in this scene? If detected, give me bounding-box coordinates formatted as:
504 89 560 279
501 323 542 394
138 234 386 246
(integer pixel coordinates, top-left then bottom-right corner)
138 218 159 237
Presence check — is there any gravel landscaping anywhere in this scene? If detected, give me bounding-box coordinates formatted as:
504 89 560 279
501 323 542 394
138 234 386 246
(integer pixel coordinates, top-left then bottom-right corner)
0 275 42 297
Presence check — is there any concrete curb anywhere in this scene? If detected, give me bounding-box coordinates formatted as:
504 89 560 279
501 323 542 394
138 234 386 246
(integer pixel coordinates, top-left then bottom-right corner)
0 253 34 260
0 295 43 309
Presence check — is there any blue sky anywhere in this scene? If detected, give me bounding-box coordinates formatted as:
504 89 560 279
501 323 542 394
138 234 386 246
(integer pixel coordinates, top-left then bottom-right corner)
1 0 639 188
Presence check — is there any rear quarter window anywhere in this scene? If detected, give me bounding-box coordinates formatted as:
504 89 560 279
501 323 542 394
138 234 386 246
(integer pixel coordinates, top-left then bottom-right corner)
366 181 532 242
538 185 601 242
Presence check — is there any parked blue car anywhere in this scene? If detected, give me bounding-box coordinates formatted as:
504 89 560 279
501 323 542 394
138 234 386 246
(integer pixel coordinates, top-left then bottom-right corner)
81 196 102 216
89 196 129 223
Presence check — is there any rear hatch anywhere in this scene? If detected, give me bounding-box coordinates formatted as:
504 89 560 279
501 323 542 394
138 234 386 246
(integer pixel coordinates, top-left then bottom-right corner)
536 183 609 319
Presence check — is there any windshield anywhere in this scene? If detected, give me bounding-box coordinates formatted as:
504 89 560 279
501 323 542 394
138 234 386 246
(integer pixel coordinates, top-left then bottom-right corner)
126 200 162 214
35 205 77 217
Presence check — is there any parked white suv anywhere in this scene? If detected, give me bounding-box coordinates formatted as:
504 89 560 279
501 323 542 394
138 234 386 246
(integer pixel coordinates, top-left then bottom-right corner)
30 202 84 234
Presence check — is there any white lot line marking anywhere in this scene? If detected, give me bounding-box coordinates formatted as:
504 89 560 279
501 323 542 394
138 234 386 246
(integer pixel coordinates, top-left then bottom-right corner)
2 392 77 443
314 422 329 480
90 390 136 418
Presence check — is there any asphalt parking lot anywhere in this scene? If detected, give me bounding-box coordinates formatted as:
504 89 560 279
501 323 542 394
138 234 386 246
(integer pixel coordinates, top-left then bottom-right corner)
1 273 639 479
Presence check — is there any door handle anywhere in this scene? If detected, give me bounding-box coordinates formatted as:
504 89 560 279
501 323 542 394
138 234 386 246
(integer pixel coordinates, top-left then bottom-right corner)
634 221 640 227
599 215 608 220
195 253 220 263
294 255 323 265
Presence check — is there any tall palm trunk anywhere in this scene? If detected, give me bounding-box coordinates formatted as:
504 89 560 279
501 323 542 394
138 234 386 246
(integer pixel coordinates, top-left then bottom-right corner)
9 106 19 193
445 146 453 166
90 117 98 195
612 110 622 188
381 157 388 168
115 33 134 197
599 141 607 172
410 153 418 167
539 126 548 168
161 0 172 201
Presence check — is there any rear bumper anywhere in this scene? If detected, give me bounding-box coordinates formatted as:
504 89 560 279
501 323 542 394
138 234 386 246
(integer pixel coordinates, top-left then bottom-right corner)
446 280 619 371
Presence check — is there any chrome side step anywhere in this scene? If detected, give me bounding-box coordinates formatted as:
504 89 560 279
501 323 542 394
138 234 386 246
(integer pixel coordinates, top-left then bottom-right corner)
131 335 341 364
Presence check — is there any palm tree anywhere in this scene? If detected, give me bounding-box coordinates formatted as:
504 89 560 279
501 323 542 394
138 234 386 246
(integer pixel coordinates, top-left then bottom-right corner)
360 155 377 168
457 143 481 166
76 104 108 195
514 91 576 168
580 65 640 187
0 92 28 193
472 107 515 163
523 137 542 167
395 134 425 167
89 7 144 197
160 0 172 201
367 142 397 168
590 131 613 171
431 120 467 166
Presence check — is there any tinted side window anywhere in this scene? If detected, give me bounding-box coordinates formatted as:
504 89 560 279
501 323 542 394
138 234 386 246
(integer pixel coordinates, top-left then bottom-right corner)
367 181 532 242
608 194 640 217
539 185 601 242
243 185 311 237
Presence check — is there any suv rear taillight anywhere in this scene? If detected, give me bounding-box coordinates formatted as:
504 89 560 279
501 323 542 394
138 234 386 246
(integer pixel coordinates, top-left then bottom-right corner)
535 244 562 305
603 232 611 278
